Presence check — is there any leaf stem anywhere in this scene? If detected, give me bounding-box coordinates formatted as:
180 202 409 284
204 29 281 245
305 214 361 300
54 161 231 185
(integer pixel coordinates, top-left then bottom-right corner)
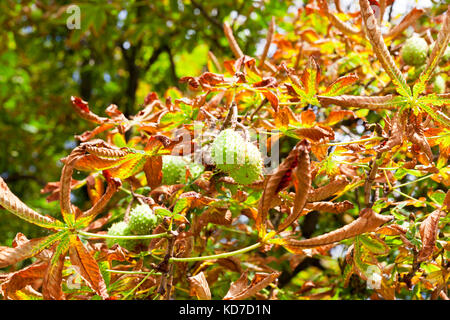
391 174 434 190
122 271 154 300
77 230 171 240
169 242 262 262
106 269 162 275
327 136 383 146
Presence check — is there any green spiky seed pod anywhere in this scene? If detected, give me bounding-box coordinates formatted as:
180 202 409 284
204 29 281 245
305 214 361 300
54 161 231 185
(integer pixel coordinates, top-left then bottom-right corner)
401 36 429 66
211 129 246 172
128 204 158 235
433 75 446 94
161 155 205 185
229 142 263 185
106 221 132 249
162 155 187 185
211 129 263 185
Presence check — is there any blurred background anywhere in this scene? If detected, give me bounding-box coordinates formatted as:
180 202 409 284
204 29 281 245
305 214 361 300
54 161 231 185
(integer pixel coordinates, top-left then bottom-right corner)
0 0 447 244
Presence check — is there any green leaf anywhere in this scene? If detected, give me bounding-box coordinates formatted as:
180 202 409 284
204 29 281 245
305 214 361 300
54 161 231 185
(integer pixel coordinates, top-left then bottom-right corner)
359 235 389 255
418 102 450 128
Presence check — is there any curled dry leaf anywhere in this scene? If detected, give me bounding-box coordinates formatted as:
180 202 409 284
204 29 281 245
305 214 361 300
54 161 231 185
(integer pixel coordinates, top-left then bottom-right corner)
305 200 354 214
318 0 361 36
188 272 211 300
223 271 281 300
0 177 63 229
317 95 398 110
42 247 67 300
384 8 425 40
70 96 109 124
0 236 59 269
359 0 410 97
278 140 312 232
0 262 48 300
307 176 349 202
280 208 393 250
417 209 443 262
257 140 307 232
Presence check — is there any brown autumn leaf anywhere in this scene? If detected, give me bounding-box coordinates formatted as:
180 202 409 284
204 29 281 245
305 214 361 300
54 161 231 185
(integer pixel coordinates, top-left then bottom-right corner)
144 155 163 189
0 262 48 300
384 8 425 40
193 208 232 236
317 95 397 110
188 272 211 300
68 235 109 300
70 96 108 124
294 126 334 142
280 208 393 250
257 140 310 233
261 90 279 111
317 0 360 36
322 110 356 126
417 209 442 262
305 200 354 214
223 271 281 300
0 177 62 229
308 176 349 202
0 236 53 268
278 140 312 232
41 178 83 203
359 0 410 96
42 249 67 300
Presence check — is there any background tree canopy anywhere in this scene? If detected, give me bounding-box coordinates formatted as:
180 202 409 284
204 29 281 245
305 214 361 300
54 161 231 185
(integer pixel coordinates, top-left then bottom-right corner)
0 0 294 243
0 0 448 301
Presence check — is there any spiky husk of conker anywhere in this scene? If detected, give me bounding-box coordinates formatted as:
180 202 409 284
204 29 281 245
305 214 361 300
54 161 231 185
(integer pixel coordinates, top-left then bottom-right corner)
401 36 429 66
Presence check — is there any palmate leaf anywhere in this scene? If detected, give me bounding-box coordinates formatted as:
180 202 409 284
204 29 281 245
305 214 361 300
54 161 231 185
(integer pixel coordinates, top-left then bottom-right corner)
0 177 65 230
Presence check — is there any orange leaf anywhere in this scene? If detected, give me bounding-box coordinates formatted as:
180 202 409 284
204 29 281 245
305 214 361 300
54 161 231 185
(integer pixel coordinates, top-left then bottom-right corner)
68 235 109 299
223 271 281 300
144 156 163 189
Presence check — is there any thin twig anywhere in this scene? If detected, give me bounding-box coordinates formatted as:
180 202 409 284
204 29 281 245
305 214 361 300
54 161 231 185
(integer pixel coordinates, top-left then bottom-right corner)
223 22 243 58
364 152 383 207
259 17 275 69
208 51 223 72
